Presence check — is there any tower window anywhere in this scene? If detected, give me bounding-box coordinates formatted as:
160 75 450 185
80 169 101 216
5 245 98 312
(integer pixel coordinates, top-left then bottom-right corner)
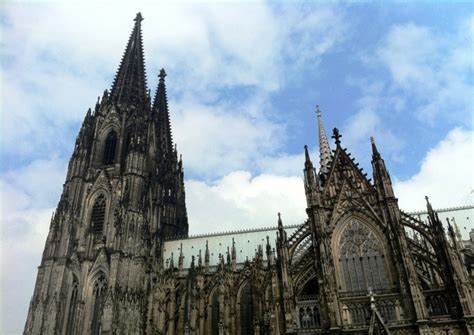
65 276 79 334
102 131 117 165
211 292 220 335
240 282 254 335
91 195 106 235
91 274 107 335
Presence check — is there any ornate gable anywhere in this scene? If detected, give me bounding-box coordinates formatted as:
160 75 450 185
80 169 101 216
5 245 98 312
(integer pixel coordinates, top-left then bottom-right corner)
322 141 380 228
88 169 113 195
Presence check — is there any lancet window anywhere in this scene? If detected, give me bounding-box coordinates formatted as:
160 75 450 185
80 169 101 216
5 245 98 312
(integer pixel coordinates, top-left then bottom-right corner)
91 274 107 335
91 195 106 236
102 131 117 165
65 276 79 334
211 291 220 335
339 220 389 294
240 283 254 335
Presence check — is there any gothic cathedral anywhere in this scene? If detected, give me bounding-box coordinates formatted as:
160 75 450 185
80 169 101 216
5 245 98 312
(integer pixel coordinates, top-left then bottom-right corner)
24 13 473 335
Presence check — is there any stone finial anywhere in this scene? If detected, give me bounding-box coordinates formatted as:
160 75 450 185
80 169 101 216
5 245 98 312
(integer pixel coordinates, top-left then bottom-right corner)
332 127 341 145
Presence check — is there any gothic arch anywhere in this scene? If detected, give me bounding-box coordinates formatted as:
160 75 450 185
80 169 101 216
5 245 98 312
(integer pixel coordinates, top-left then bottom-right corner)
63 274 80 334
88 249 110 286
85 190 111 238
294 266 318 296
83 271 108 335
236 280 254 335
94 122 120 166
205 285 221 335
91 273 108 335
102 130 118 165
332 214 394 294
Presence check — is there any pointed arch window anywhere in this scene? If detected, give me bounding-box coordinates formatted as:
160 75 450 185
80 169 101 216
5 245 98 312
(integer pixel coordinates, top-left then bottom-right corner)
91 274 107 335
339 220 390 294
91 195 106 235
65 276 79 334
102 131 117 165
211 291 220 335
240 283 254 335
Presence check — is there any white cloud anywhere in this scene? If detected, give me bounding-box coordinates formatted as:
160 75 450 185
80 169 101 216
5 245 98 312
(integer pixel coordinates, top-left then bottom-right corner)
0 207 52 335
173 98 283 178
0 156 66 334
1 2 347 169
282 6 347 69
341 85 405 168
377 18 474 125
187 171 306 235
394 128 474 211
256 152 306 176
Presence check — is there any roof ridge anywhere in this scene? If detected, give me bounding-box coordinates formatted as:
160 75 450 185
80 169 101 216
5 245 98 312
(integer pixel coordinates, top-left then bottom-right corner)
407 204 474 215
167 223 302 241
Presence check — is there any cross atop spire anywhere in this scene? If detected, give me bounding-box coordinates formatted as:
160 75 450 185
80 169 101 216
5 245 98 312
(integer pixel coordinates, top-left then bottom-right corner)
153 68 173 155
110 13 148 109
159 68 167 82
332 127 341 145
134 12 143 22
316 106 332 174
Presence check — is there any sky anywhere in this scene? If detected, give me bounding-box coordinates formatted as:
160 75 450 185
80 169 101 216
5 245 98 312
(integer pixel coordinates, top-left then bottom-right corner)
1 1 473 334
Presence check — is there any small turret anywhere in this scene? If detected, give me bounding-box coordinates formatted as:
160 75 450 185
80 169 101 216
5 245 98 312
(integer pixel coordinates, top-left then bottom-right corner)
231 238 236 271
303 145 320 207
178 243 184 272
370 136 394 198
204 240 210 272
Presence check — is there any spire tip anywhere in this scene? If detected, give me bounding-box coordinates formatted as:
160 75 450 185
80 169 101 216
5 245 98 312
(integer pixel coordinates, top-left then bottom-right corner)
135 12 143 22
316 105 321 117
159 68 167 82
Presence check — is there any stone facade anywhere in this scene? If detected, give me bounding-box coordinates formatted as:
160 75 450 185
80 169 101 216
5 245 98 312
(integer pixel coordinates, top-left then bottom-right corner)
24 13 474 335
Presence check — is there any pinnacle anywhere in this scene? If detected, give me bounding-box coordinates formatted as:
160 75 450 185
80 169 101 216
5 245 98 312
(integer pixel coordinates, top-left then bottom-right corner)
304 145 311 161
370 136 380 158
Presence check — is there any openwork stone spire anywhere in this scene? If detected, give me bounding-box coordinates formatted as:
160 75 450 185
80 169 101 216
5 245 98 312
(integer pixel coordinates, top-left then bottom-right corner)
153 68 173 154
110 13 148 109
316 106 332 174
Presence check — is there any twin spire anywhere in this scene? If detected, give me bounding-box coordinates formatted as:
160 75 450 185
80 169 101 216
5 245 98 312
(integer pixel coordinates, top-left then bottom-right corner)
153 68 173 154
110 13 173 152
110 13 148 108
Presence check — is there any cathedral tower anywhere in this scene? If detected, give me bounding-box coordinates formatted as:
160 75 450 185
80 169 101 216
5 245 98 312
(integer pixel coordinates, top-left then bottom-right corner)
24 13 187 334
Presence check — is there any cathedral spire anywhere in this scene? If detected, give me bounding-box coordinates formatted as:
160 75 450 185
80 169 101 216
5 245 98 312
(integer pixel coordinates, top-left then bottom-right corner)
153 68 173 154
110 13 148 109
371 136 394 198
316 106 332 174
370 136 380 159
